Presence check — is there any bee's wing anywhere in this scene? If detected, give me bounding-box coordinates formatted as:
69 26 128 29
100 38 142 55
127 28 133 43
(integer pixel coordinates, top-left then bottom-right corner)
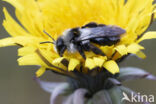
77 25 126 41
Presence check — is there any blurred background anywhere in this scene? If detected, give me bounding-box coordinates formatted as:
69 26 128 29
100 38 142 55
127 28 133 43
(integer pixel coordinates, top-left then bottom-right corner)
0 1 156 104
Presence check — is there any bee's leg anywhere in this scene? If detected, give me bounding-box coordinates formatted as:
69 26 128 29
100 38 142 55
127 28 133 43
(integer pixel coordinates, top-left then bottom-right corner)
82 40 91 51
88 43 105 56
82 22 98 28
76 45 86 59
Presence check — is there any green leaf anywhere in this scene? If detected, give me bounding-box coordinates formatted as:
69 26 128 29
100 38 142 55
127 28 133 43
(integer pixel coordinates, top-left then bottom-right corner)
87 100 93 104
108 86 124 104
118 67 156 82
73 88 88 104
93 90 112 104
34 77 71 104
63 94 74 104
50 83 71 104
34 77 64 93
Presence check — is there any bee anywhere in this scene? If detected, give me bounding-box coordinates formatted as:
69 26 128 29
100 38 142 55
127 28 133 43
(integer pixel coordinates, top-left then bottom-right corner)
41 22 126 59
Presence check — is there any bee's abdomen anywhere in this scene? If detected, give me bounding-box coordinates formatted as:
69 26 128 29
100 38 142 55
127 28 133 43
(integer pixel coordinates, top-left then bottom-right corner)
90 36 120 46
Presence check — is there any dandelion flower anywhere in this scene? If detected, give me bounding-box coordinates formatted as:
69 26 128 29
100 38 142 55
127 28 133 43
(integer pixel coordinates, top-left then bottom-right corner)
1 0 156 104
1 0 156 77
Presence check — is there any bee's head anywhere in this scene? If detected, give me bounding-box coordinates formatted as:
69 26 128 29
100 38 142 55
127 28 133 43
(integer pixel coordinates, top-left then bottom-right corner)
56 37 67 57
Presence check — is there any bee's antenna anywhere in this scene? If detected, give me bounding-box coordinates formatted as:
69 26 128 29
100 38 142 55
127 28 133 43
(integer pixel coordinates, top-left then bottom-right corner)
40 41 55 44
40 30 56 45
43 30 56 42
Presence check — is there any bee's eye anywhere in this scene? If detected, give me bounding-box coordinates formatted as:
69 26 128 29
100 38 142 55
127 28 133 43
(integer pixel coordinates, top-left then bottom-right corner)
56 38 64 51
57 40 63 46
56 37 66 56
56 38 64 46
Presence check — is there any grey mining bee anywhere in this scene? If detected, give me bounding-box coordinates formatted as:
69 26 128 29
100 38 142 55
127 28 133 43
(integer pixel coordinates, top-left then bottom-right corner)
41 22 126 59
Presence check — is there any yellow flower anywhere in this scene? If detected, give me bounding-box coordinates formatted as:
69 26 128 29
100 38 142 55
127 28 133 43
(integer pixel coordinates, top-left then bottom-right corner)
1 0 156 77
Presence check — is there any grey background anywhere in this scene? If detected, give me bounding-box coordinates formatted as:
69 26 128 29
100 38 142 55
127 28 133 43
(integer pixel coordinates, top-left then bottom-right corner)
0 1 156 104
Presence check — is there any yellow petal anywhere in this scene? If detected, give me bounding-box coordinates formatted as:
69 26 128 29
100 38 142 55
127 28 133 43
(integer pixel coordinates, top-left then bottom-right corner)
85 58 96 70
68 58 80 71
101 46 115 57
52 57 64 65
0 36 42 47
115 45 128 56
93 57 105 67
52 57 67 70
136 51 146 59
137 32 156 43
3 0 24 12
18 53 44 66
0 37 15 47
112 52 122 60
127 43 144 54
36 67 46 77
18 46 37 56
103 60 119 74
3 8 28 37
35 49 65 72
38 48 58 63
13 36 42 46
